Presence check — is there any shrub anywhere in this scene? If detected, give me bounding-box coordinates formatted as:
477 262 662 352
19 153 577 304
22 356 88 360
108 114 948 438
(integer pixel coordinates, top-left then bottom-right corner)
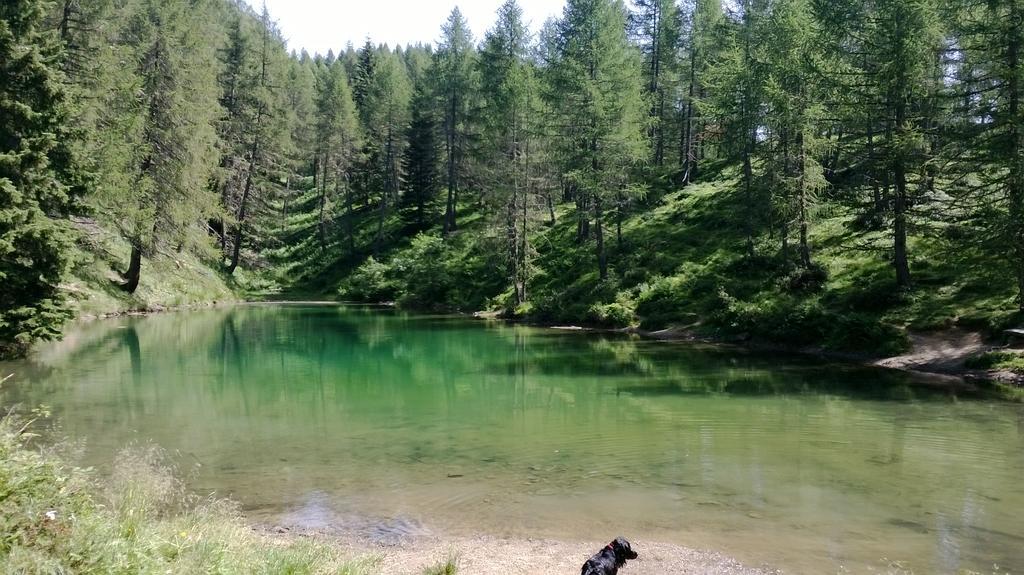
587 301 635 328
339 256 397 303
965 351 1024 372
0 418 377 574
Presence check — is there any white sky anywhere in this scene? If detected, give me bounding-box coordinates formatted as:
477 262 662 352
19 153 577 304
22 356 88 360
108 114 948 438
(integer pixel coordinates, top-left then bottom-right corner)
246 0 568 55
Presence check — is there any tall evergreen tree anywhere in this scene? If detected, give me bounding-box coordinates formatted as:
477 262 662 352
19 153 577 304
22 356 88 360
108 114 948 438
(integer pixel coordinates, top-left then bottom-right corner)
953 0 1024 307
479 0 540 304
549 0 647 280
0 0 81 357
403 49 440 232
631 0 683 169
761 0 826 269
313 59 360 252
221 7 293 275
362 50 410 252
435 8 476 235
100 0 221 293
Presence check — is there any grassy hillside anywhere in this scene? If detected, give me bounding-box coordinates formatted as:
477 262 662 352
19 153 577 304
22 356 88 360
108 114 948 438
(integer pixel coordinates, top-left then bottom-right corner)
60 219 250 320
314 166 1022 358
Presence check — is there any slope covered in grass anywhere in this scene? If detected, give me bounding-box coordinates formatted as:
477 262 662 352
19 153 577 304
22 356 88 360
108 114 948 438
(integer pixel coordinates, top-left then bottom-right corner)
326 167 1021 358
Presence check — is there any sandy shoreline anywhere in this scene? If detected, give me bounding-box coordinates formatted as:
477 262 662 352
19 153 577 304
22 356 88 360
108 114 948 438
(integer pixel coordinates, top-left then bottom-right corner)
262 529 781 575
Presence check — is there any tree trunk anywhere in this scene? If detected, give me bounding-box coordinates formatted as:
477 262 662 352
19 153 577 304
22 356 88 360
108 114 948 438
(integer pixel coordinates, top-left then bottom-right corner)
227 163 254 275
743 139 755 258
318 157 328 250
1006 12 1024 309
595 195 607 281
681 39 699 184
893 94 912 290
576 192 590 242
345 173 355 254
797 131 812 269
444 92 458 235
123 244 142 294
616 189 624 249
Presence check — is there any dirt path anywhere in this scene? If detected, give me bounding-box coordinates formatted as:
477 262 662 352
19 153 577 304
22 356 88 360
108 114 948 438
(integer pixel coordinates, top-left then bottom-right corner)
873 329 989 374
279 532 779 575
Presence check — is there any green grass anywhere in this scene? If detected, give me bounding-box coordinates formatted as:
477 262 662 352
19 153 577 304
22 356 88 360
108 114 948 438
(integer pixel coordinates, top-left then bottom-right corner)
965 350 1024 372
63 219 247 319
280 163 1024 358
422 555 460 575
0 417 379 574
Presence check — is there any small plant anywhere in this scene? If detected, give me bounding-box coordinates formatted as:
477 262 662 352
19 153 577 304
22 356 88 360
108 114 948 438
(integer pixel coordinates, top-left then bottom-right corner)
422 553 460 575
966 351 1024 372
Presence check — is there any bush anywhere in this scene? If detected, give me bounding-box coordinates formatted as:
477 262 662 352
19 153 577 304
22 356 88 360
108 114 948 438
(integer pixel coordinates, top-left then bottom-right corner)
0 419 376 574
710 289 909 355
965 351 1024 372
824 313 910 357
339 256 397 303
587 301 635 328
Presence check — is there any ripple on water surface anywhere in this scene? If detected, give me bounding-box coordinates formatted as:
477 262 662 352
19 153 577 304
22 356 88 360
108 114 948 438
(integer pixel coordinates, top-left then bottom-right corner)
1 304 1022 574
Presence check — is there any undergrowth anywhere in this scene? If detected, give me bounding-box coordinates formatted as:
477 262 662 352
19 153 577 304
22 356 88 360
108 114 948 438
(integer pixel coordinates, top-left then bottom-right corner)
0 416 379 574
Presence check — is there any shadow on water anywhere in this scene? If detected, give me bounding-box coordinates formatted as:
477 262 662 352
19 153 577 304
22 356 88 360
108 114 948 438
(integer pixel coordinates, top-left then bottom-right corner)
2 304 1022 575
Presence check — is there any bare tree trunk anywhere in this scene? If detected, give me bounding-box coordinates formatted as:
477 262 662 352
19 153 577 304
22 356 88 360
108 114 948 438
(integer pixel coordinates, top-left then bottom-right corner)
797 131 812 269
318 156 328 250
226 165 253 275
1006 15 1024 309
123 244 142 294
444 93 458 235
681 33 699 184
893 94 911 290
595 195 607 281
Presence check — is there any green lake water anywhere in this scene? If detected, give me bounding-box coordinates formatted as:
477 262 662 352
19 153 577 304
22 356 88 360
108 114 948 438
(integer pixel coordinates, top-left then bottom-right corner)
1 304 1022 573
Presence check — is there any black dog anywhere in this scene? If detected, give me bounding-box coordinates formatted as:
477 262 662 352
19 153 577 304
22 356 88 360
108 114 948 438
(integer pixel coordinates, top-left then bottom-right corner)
581 537 639 575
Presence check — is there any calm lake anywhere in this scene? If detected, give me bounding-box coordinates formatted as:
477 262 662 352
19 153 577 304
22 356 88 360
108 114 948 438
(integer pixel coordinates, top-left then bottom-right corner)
2 304 1022 573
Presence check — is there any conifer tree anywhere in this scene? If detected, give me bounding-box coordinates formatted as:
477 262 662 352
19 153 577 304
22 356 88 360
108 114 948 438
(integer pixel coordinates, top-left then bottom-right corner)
479 0 539 304
99 0 221 293
403 49 441 232
549 0 647 280
362 50 410 252
761 0 826 269
0 0 80 357
952 0 1024 307
631 0 683 168
313 59 360 251
435 8 477 235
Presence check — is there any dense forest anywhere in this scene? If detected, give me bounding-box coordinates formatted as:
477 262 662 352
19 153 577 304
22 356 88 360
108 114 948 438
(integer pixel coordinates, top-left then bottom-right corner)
4 0 1024 359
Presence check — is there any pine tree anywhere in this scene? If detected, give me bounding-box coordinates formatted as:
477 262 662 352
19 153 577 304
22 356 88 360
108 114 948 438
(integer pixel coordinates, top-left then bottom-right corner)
678 0 723 184
313 59 360 252
403 49 440 232
478 0 539 304
761 0 826 270
98 0 221 293
362 50 410 252
549 0 647 280
631 0 683 169
435 8 476 235
952 0 1024 308
0 0 80 357
222 7 293 275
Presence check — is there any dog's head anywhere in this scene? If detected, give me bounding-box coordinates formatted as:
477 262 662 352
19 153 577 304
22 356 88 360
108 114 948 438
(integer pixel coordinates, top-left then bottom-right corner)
610 537 638 564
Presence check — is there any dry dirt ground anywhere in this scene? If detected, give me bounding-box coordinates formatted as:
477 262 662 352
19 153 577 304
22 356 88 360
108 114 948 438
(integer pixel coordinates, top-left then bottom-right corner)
277 531 781 575
872 329 988 374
